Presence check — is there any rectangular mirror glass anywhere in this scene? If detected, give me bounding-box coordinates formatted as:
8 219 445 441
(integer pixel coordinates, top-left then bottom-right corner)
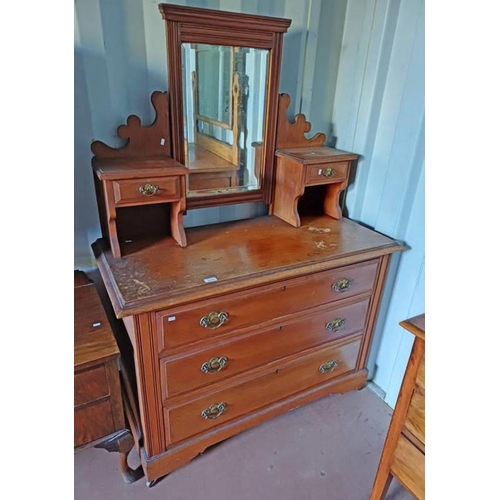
181 43 269 197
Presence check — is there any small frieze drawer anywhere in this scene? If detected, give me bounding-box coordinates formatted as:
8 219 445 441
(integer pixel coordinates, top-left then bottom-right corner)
160 297 370 397
156 260 379 354
163 336 361 445
112 176 180 206
304 161 349 186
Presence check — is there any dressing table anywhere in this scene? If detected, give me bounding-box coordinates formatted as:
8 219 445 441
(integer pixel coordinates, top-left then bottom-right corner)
90 3 405 487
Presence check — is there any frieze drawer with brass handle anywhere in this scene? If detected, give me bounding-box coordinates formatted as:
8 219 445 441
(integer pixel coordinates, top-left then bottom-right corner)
157 260 378 354
200 311 229 329
201 402 227 420
201 357 228 374
163 337 361 445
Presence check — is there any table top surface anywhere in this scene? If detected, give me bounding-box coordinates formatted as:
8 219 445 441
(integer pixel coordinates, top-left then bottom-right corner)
93 214 405 318
74 271 120 370
399 313 425 340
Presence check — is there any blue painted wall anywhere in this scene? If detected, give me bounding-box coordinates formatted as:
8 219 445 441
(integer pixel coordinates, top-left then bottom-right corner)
74 0 424 407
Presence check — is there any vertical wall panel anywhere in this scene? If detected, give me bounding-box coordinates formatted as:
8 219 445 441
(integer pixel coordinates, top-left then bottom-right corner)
331 0 425 407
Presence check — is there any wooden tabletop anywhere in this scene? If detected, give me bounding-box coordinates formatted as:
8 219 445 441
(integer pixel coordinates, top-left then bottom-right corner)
275 146 358 164
74 271 120 370
399 313 425 341
93 214 405 318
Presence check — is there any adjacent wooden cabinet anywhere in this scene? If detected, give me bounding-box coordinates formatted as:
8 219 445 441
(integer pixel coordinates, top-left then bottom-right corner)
74 271 139 483
370 313 425 499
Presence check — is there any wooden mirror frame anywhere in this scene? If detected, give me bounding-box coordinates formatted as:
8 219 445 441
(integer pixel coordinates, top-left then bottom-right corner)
158 3 291 209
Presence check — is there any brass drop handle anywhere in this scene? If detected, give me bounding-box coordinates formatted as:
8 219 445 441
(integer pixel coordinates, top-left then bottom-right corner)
322 167 336 178
201 356 228 374
201 402 227 420
139 183 159 196
326 318 346 333
319 360 339 374
332 278 353 293
200 311 229 329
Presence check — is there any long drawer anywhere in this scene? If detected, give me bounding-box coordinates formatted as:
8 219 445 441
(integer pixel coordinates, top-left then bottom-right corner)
160 297 369 397
164 336 361 445
156 260 378 354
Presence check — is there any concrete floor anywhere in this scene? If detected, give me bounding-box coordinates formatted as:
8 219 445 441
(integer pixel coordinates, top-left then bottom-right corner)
75 387 413 500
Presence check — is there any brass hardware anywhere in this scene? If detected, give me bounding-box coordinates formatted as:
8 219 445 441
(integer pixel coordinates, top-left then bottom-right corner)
201 356 228 374
319 360 339 374
326 318 346 333
332 278 353 292
200 311 229 329
139 183 159 196
322 167 335 178
201 402 227 420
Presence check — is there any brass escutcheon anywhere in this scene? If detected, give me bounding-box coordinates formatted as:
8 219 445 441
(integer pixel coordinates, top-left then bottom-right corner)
332 278 353 293
326 318 346 333
322 167 336 178
201 356 228 374
201 402 227 420
200 311 229 329
139 183 159 196
319 360 339 374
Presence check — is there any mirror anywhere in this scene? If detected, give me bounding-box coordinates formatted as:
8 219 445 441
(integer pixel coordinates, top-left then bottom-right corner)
181 43 269 197
159 3 291 208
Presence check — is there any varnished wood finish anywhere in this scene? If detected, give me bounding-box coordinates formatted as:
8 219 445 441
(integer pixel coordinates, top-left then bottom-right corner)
161 298 370 397
159 3 291 207
273 147 358 227
370 313 425 500
93 213 404 483
91 92 188 256
275 93 326 149
74 271 139 483
165 336 361 444
93 215 403 318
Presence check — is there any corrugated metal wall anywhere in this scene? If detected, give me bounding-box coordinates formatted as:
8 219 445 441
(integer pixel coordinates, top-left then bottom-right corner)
332 0 424 407
74 0 424 407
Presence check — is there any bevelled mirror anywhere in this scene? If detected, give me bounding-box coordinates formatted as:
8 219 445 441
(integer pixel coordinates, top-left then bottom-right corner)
159 4 291 209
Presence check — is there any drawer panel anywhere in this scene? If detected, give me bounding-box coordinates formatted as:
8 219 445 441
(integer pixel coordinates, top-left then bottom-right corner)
112 176 180 206
164 337 361 444
304 161 348 186
405 388 425 444
392 434 425 500
74 366 109 407
74 399 115 448
157 260 378 353
161 298 370 397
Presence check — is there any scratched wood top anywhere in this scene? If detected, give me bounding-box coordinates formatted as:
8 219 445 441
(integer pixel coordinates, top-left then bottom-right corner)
275 147 358 164
74 271 120 369
93 215 405 317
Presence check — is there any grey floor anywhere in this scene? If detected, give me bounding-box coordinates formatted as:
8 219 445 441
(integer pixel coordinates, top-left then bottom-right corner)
75 387 414 499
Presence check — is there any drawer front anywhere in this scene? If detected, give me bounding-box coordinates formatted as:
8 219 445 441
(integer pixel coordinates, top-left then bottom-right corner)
164 337 360 444
161 298 370 397
74 399 115 448
304 161 349 186
112 176 180 206
157 260 378 353
405 388 425 444
74 366 109 407
392 434 425 499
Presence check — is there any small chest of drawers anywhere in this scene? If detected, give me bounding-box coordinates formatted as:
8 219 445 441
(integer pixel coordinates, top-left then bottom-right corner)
273 146 358 227
93 214 404 485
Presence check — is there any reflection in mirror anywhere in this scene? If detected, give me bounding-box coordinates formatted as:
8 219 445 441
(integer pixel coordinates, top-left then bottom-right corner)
181 43 269 196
